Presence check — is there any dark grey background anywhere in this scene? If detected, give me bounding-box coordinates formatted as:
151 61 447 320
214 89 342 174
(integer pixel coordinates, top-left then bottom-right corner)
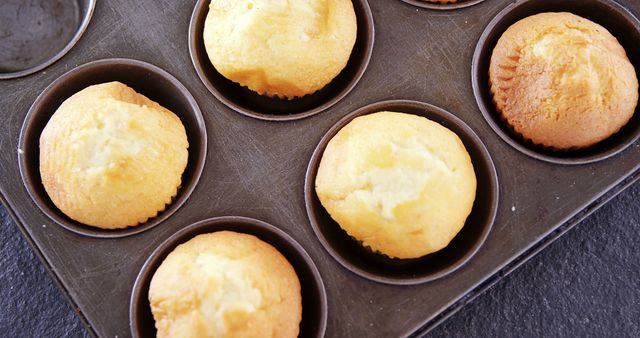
1 182 638 337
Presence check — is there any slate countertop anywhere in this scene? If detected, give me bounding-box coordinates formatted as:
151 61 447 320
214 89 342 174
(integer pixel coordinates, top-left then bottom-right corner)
1 182 638 337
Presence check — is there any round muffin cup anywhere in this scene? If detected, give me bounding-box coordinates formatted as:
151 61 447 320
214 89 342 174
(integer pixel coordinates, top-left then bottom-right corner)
472 0 640 165
129 216 328 338
305 100 499 285
18 58 207 238
189 0 375 121
0 0 95 80
399 0 485 10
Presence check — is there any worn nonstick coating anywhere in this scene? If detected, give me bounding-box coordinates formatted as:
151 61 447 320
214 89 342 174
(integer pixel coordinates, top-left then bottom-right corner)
189 0 375 121
0 0 95 79
18 58 207 238
472 0 640 165
129 216 328 338
305 100 499 285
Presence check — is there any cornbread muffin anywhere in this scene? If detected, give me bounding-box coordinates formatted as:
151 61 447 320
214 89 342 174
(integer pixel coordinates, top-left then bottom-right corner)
490 12 638 150
149 231 302 338
315 112 477 259
39 82 189 229
203 0 357 99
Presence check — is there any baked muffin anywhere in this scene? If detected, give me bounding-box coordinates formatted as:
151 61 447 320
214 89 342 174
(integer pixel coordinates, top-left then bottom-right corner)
203 0 357 99
149 231 302 338
315 112 477 259
39 82 188 229
490 12 638 150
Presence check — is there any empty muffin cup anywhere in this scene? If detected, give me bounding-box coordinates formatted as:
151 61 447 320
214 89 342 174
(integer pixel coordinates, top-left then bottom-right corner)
305 100 499 285
399 0 486 10
188 0 375 121
18 58 207 238
472 0 640 165
0 0 95 79
129 216 328 338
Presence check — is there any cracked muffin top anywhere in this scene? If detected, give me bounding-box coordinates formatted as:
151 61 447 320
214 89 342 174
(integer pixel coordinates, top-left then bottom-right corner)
315 112 477 259
489 12 638 150
39 82 188 229
203 0 357 99
149 231 302 338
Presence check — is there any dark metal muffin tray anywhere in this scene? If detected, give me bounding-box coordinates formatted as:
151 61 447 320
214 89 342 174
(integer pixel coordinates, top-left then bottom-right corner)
1 0 639 337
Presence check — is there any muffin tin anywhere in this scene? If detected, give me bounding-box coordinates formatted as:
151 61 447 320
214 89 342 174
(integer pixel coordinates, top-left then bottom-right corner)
189 0 375 121
18 58 207 238
473 0 640 164
1 0 639 337
0 0 95 79
305 100 498 285
130 216 327 338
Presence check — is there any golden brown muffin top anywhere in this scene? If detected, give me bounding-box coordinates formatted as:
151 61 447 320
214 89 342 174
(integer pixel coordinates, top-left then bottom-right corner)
203 0 357 99
315 112 476 259
149 231 302 338
39 82 188 229
490 12 638 150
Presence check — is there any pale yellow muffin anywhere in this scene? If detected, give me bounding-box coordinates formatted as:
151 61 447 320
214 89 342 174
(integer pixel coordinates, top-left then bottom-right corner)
490 12 638 150
203 0 357 99
315 112 477 259
149 231 302 338
39 82 189 229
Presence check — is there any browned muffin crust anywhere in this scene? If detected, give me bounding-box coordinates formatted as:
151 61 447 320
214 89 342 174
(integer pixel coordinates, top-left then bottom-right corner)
149 231 302 338
489 12 638 150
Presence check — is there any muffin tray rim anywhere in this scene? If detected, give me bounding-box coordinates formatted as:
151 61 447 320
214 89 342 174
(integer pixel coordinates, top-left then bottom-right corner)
399 0 486 11
0 0 96 80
